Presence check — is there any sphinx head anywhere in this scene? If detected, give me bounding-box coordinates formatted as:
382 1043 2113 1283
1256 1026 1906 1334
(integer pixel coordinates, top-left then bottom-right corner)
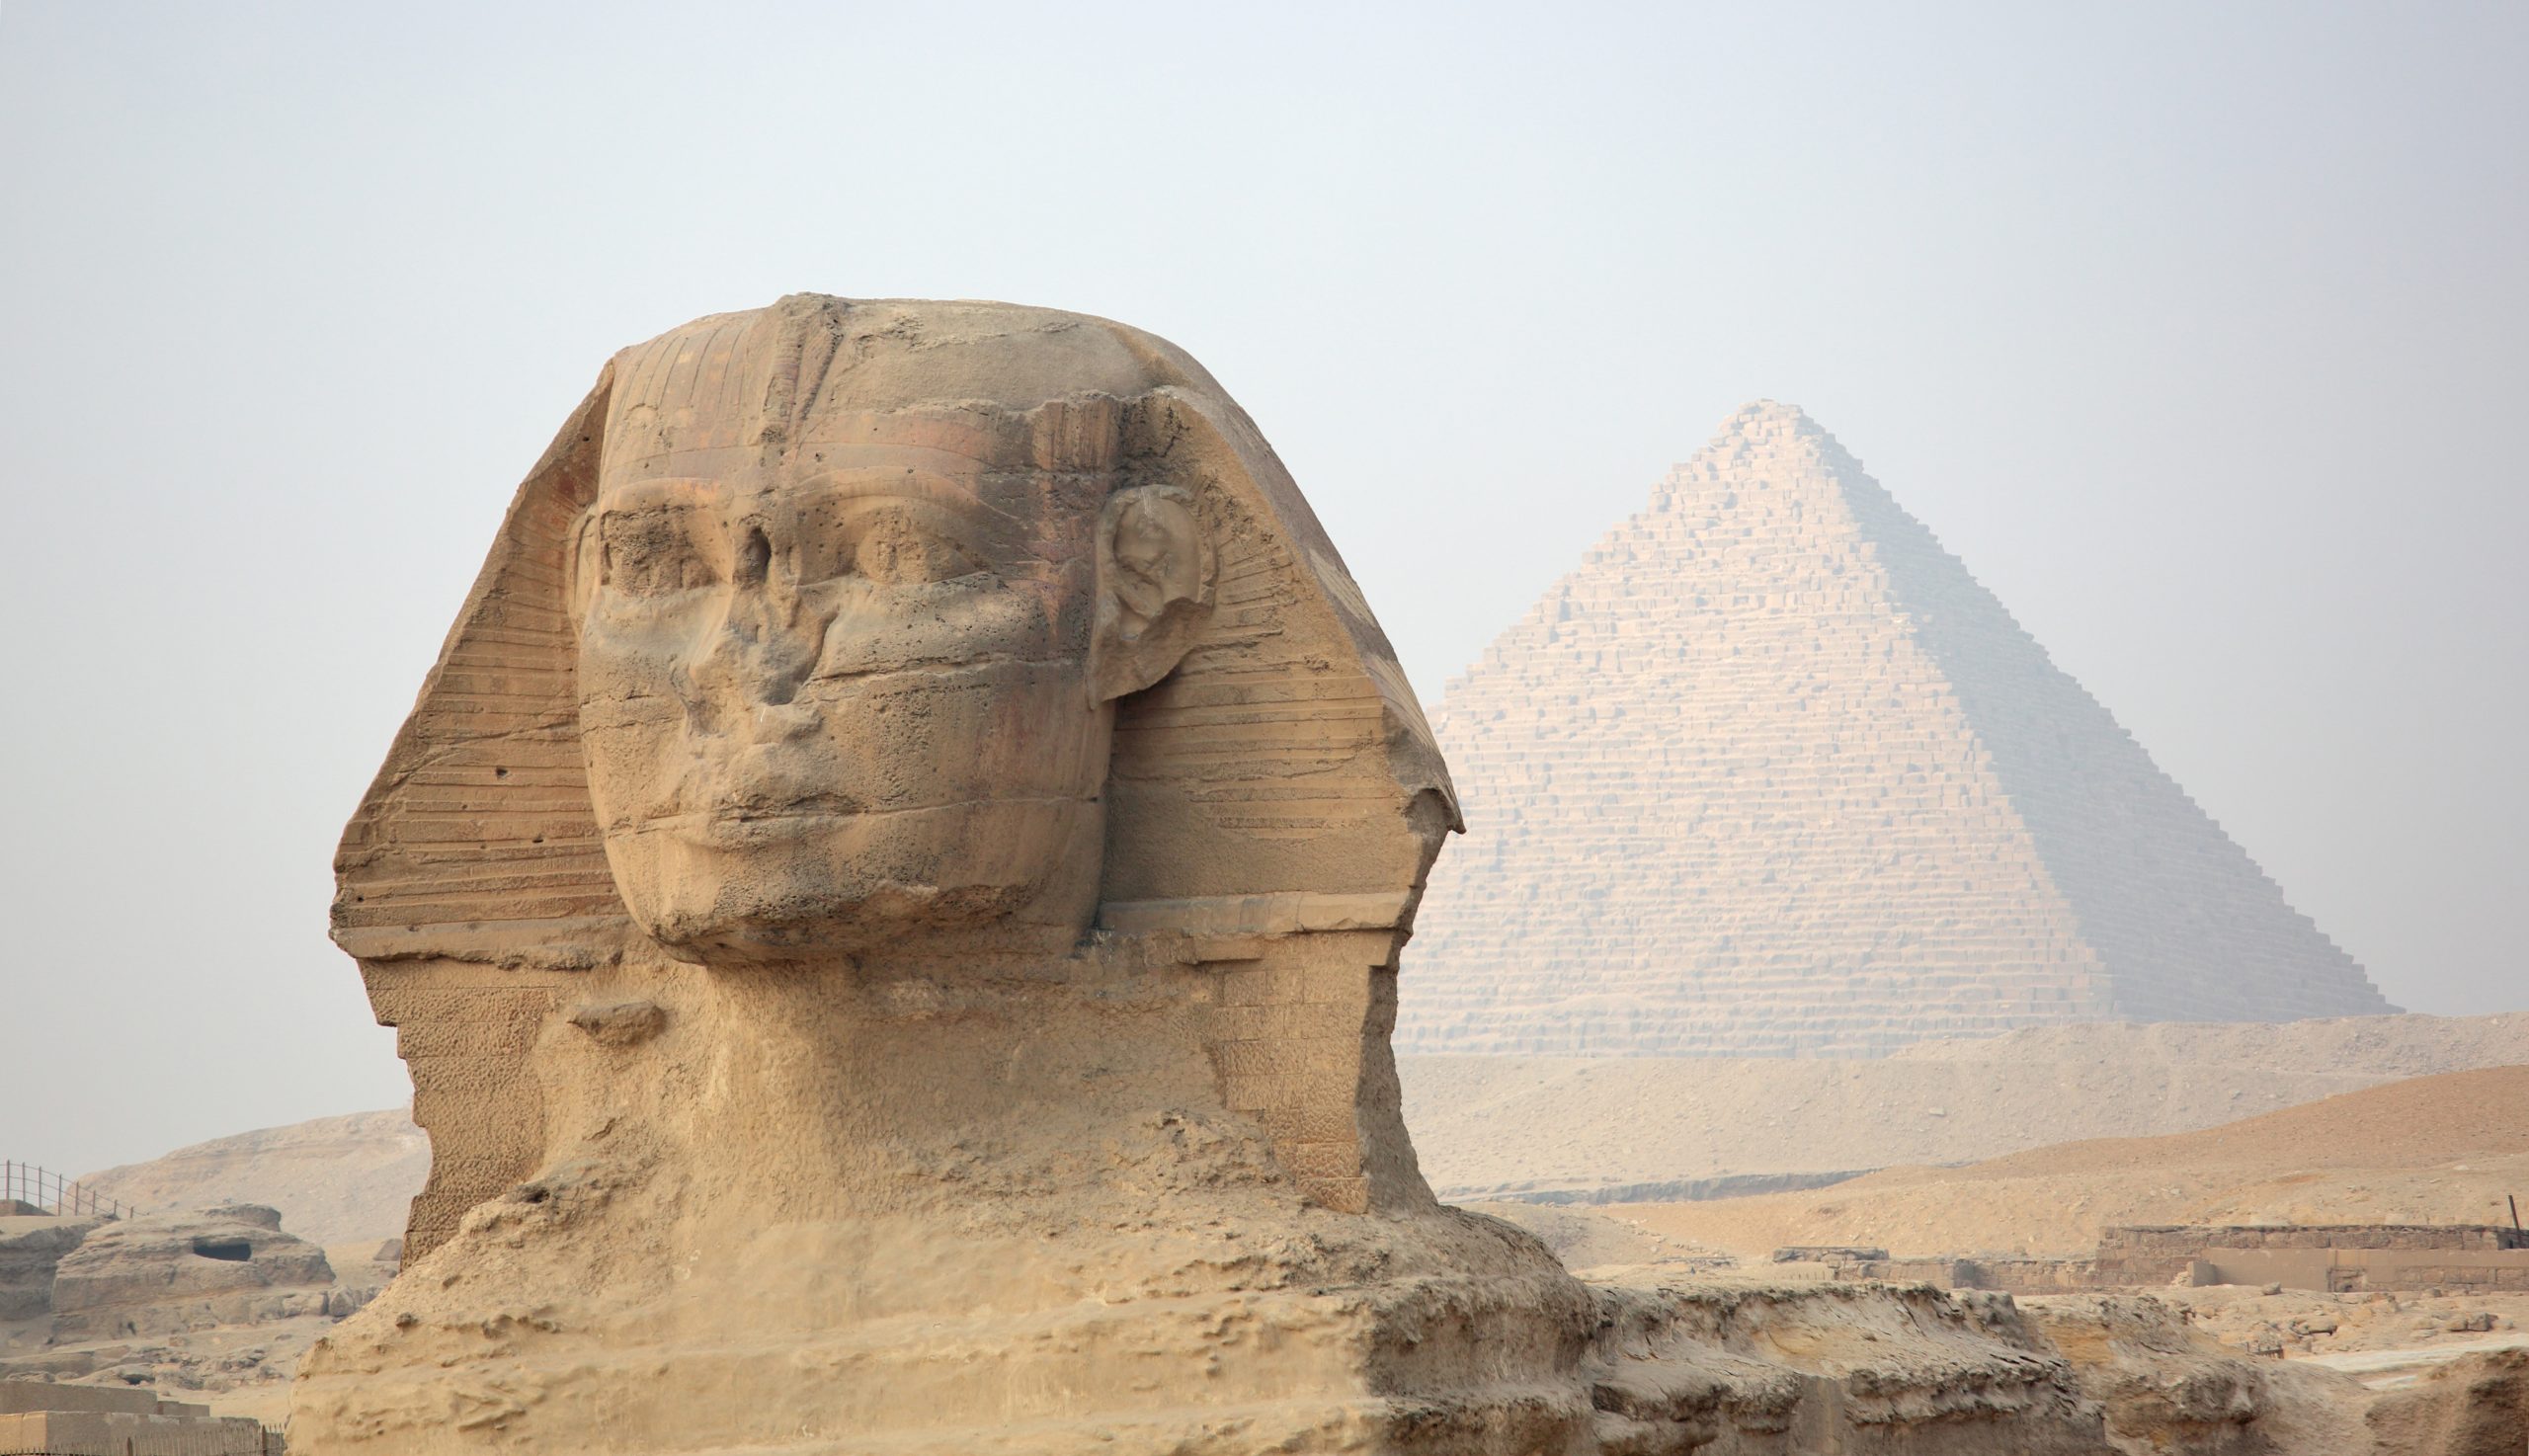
336 294 1453 981
333 295 1464 1253
566 298 1217 962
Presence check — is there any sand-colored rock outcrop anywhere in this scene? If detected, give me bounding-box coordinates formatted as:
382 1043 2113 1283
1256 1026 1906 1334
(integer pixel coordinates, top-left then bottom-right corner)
2365 1347 2529 1456
1579 1280 2105 1453
0 1217 99 1323
286 297 2133 1454
1398 402 2390 1056
50 1205 335 1341
2025 1295 2378 1455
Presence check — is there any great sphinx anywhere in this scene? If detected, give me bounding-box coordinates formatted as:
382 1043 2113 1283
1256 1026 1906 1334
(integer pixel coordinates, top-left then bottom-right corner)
290 296 2110 1455
289 295 1598 1453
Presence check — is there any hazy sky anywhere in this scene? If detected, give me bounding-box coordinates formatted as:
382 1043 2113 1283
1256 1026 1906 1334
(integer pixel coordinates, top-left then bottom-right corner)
2 2 2521 1175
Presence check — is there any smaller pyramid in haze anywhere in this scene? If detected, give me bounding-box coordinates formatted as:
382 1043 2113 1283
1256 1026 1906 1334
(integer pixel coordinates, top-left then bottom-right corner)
1397 402 2391 1057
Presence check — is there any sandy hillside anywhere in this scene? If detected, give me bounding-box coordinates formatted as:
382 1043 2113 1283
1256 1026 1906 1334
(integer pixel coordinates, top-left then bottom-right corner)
77 1109 424 1246
54 1012 2529 1248
1589 1064 2529 1259
1400 1011 2529 1198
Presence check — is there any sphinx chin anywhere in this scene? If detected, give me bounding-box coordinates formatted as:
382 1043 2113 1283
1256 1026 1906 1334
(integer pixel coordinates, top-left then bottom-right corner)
644 880 1040 963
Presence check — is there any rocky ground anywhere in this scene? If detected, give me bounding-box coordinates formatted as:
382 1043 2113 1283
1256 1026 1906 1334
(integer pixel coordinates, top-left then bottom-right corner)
2139 1283 2529 1368
1460 1063 2529 1452
0 1203 393 1424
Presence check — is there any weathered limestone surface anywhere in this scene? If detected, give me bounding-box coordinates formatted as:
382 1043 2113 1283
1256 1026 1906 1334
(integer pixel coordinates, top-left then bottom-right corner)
0 1217 99 1323
48 1206 336 1341
2021 1296 2378 1455
2365 1348 2529 1456
1398 402 2391 1056
287 300 2128 1454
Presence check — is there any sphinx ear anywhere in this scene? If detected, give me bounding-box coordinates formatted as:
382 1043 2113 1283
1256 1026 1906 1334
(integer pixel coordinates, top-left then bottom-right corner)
1090 484 1215 703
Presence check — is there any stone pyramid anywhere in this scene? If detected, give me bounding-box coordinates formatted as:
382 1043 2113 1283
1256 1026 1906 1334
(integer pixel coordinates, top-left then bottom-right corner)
1396 402 2392 1057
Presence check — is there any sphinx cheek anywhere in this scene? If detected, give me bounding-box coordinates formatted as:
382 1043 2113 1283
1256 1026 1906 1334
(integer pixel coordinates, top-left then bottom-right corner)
576 619 708 829
809 581 1065 683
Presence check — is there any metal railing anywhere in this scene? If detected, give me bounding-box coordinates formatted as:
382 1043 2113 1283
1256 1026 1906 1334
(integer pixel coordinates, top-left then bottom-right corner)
0 1161 128 1220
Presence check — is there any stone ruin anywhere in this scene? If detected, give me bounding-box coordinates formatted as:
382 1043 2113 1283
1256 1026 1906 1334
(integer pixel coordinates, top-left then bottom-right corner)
1398 401 2392 1056
288 296 2125 1454
1772 1224 2529 1300
0 1380 278 1456
2100 1224 2529 1295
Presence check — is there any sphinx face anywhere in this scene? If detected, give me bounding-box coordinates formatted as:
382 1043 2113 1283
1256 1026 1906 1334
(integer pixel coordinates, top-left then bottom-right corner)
572 421 1112 963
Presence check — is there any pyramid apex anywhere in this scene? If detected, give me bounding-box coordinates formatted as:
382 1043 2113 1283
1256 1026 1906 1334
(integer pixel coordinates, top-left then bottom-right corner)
1732 398 1811 422
1716 398 1832 441
1656 401 1854 500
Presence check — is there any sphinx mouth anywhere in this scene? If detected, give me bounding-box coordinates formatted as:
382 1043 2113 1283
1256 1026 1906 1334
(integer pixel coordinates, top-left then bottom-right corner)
638 798 863 845
634 794 1087 844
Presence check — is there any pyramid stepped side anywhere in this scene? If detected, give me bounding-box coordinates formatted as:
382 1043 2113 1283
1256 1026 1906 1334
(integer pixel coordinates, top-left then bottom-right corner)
1829 439 2391 1023
1394 402 2388 1057
1398 405 2114 1056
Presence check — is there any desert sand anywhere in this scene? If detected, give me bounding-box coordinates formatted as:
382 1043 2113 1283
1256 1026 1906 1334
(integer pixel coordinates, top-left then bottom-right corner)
1403 1011 2529 1199
1562 1064 2529 1259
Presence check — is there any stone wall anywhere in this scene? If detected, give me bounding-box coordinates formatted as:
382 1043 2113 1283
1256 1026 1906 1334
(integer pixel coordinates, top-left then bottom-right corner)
0 1410 275 1455
2101 1224 2528 1291
1769 1225 2529 1296
2203 1248 2529 1295
0 1384 275 1456
2099 1223 2523 1280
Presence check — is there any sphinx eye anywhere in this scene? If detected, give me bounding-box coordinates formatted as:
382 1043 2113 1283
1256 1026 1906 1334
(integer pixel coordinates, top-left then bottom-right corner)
599 510 718 598
845 508 986 588
856 520 979 585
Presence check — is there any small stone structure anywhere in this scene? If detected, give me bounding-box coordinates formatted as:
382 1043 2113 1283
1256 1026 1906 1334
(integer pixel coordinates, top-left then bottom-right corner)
1398 401 2391 1055
1775 1224 2529 1296
2101 1224 2529 1294
0 1381 277 1455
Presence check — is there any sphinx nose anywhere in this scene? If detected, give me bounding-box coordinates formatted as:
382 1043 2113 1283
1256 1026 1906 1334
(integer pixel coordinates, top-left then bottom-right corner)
680 544 819 733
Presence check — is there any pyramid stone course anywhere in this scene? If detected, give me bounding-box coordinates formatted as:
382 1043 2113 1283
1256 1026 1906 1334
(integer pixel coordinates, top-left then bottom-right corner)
1397 401 2389 1057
